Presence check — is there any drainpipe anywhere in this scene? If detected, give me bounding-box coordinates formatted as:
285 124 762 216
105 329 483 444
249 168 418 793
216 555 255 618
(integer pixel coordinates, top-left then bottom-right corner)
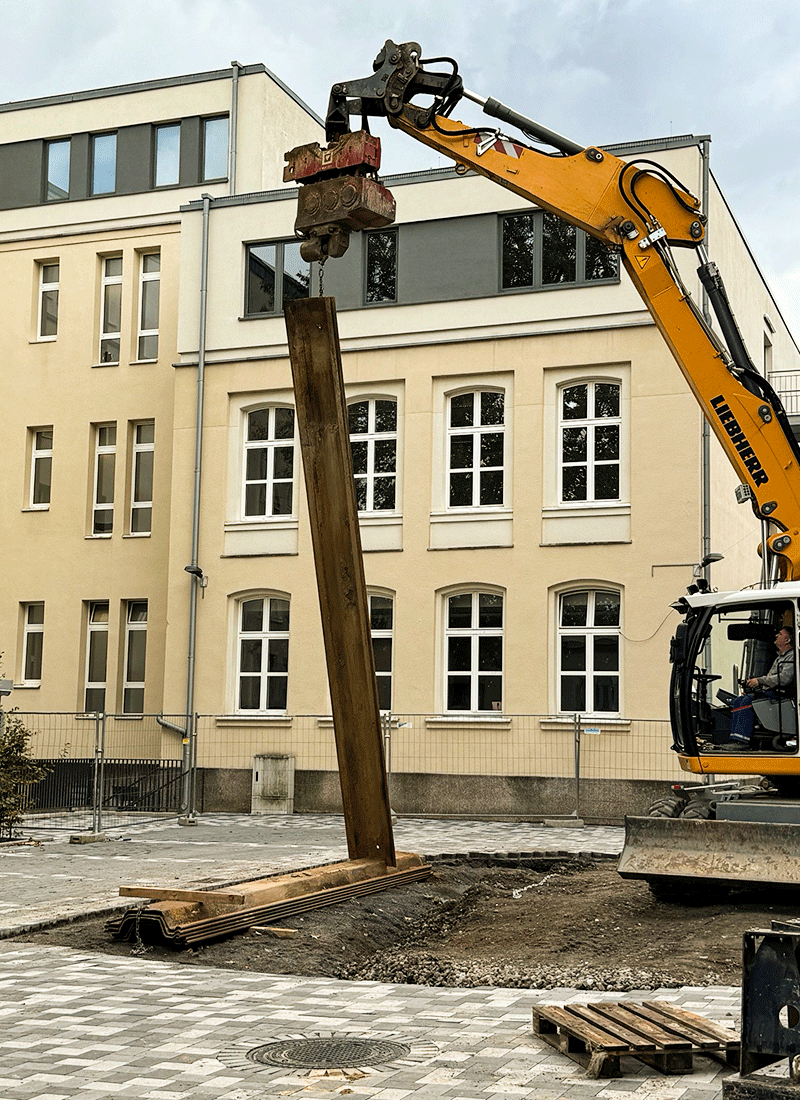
699 138 712 578
182 193 212 820
229 61 241 196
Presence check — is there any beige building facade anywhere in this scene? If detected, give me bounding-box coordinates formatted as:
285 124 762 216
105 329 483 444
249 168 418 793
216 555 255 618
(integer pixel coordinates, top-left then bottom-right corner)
2 66 798 818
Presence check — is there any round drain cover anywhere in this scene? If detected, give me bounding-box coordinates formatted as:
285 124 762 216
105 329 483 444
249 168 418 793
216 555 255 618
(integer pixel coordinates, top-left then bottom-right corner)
247 1036 410 1069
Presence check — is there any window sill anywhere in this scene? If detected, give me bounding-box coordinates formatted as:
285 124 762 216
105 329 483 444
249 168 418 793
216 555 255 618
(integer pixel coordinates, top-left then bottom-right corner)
539 716 630 732
123 532 152 539
31 337 56 344
92 362 119 369
12 682 40 690
21 506 50 513
216 714 292 727
426 715 512 728
85 534 112 540
129 359 158 366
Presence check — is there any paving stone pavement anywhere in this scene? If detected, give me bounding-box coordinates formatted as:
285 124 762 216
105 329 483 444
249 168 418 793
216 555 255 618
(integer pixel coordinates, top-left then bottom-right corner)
0 815 746 1099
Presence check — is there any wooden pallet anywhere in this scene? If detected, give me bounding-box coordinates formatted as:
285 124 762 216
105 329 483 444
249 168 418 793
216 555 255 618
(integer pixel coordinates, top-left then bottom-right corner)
531 999 740 1078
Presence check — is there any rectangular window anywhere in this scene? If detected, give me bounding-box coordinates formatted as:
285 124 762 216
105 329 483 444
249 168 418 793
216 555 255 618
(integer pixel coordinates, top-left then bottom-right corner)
84 601 109 712
22 602 45 684
92 423 116 535
154 123 180 187
559 590 620 714
38 262 59 339
100 256 122 364
45 139 70 201
123 600 148 714
91 133 117 195
202 116 228 180
349 398 398 512
244 241 310 316
369 595 393 711
137 252 160 359
559 381 621 503
30 427 53 508
445 591 503 712
243 407 295 518
447 390 505 509
501 212 618 290
237 596 290 711
365 228 397 304
130 421 154 534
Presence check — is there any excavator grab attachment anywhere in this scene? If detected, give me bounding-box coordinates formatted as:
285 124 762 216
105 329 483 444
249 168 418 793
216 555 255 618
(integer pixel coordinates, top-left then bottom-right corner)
618 815 800 893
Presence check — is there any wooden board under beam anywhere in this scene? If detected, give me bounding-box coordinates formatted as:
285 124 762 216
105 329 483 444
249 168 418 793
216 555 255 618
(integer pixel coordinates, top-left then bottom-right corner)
119 887 247 904
284 296 396 867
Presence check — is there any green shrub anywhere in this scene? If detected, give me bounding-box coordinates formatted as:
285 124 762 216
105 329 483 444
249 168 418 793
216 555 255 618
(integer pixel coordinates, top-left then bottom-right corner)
0 710 49 838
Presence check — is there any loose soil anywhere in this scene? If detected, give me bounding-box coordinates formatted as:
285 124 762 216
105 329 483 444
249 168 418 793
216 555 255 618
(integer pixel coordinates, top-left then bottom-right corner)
14 857 800 990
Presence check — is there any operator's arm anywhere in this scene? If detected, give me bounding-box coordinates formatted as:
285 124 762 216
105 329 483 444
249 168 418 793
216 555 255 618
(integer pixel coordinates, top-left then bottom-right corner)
756 652 795 691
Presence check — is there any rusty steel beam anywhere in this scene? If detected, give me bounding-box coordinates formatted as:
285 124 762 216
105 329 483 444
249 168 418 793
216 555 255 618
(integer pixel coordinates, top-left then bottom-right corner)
284 296 396 866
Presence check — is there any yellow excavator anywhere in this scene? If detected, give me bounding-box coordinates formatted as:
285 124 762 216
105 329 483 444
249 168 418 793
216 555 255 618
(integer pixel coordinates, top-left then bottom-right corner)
286 40 800 897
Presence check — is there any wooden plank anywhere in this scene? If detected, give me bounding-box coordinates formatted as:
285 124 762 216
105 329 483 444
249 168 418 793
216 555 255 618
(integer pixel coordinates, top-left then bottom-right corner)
572 1004 658 1050
533 1005 628 1051
119 887 246 904
645 1000 740 1047
284 297 395 866
587 1003 691 1050
631 1002 723 1049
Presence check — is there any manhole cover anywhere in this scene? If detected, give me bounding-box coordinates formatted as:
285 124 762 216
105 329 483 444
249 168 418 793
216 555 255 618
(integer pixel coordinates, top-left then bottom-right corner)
247 1036 411 1069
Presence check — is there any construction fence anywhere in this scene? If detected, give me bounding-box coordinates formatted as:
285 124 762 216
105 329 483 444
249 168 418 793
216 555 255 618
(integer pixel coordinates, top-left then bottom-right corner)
9 710 690 831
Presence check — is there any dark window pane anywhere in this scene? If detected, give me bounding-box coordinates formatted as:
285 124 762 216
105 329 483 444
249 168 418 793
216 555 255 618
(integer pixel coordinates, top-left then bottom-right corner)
448 636 472 672
282 242 310 303
561 592 588 627
501 213 534 289
272 482 293 515
450 393 474 427
542 213 576 284
247 245 276 314
370 597 393 630
350 440 368 475
561 635 586 671
478 675 502 710
375 400 397 432
586 235 620 281
595 465 619 500
354 477 367 510
87 632 108 683
450 435 473 469
248 409 270 441
593 592 620 627
449 472 473 507
447 676 472 710
594 675 619 712
268 639 289 673
240 638 262 673
239 677 260 710
373 477 396 510
479 636 502 671
27 604 45 625
245 484 267 516
448 594 472 629
274 408 294 439
241 599 263 633
480 433 503 467
131 506 152 534
372 636 392 673
41 289 58 336
123 687 144 714
595 383 620 418
562 384 587 420
480 391 504 425
85 687 105 712
348 401 369 434
374 438 396 473
479 469 504 505
562 427 587 463
273 446 294 480
365 229 397 303
377 675 392 711
561 675 586 711
25 633 43 680
478 594 503 628
267 676 287 710
126 632 147 682
595 425 619 461
246 447 267 481
269 598 290 632
562 466 587 501
594 636 619 672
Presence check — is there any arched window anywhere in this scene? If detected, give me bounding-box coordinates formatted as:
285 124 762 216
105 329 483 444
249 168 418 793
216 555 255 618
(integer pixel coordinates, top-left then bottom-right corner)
236 594 290 712
558 589 620 713
242 406 295 518
446 390 505 509
444 590 503 712
559 381 621 504
348 398 397 512
368 591 394 711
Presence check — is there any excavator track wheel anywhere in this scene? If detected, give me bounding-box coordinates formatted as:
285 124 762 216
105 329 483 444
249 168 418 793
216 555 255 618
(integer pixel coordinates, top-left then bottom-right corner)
646 794 686 818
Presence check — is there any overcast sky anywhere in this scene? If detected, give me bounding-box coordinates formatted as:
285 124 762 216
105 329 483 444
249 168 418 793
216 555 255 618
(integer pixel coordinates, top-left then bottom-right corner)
4 0 799 344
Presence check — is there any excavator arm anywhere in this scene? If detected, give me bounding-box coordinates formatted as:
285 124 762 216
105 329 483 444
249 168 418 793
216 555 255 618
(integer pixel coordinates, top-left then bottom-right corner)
285 39 800 578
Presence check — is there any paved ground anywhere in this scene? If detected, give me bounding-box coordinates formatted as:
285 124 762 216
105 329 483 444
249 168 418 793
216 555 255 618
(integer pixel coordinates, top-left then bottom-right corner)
0 814 746 1099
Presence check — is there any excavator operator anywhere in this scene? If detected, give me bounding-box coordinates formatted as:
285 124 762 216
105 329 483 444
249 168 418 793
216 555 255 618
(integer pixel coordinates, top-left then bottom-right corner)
728 627 796 745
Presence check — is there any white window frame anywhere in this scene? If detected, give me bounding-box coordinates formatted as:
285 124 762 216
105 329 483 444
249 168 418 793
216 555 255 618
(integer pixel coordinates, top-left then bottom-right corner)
21 602 45 685
368 591 394 712
202 115 229 181
99 256 123 365
91 423 116 536
84 601 109 713
557 588 621 717
235 594 290 713
122 600 148 715
244 240 311 317
45 139 70 202
38 261 59 340
29 427 53 509
558 380 622 505
348 397 398 514
446 388 506 511
137 252 160 360
129 420 154 535
442 587 504 714
241 405 296 521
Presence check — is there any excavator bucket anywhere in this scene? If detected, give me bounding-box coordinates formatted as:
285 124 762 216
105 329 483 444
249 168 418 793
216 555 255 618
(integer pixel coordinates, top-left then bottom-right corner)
618 815 800 890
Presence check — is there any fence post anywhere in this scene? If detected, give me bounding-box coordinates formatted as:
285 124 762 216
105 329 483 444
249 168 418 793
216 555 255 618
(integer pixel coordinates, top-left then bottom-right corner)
91 712 105 835
573 712 581 820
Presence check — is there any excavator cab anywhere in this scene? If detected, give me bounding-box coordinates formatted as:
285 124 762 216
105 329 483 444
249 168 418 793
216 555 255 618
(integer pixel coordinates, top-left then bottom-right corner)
670 588 799 766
